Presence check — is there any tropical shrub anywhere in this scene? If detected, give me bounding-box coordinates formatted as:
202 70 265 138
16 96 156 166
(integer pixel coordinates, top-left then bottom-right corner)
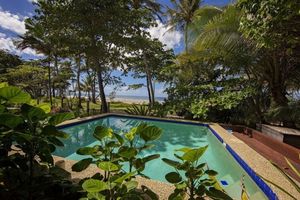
265 101 300 128
125 103 169 118
0 83 77 199
72 123 162 199
162 146 232 200
125 104 151 116
151 102 169 118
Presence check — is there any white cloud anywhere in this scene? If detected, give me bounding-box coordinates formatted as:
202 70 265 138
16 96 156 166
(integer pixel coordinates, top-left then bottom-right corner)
148 20 182 49
0 9 26 35
0 33 42 57
28 0 38 3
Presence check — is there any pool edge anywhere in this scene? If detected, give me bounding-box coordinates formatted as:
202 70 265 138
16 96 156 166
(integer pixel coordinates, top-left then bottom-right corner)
57 113 280 200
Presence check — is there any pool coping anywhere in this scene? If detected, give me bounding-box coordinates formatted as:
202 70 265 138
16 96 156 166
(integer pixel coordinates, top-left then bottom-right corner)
57 113 300 200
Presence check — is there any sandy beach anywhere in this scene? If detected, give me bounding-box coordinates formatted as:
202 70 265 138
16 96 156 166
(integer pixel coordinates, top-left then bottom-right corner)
108 97 149 104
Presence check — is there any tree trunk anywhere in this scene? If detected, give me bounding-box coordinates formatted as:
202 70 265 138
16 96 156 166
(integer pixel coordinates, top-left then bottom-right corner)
52 83 55 98
146 69 155 107
146 76 152 103
76 56 82 108
92 73 96 103
52 55 59 99
184 23 189 53
47 62 52 106
270 85 288 107
97 67 108 113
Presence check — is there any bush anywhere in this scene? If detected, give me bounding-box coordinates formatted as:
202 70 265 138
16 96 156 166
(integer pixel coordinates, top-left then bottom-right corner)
162 146 233 200
72 123 162 199
0 83 78 199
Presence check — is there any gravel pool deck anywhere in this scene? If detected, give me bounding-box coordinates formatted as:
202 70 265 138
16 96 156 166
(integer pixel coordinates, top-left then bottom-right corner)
210 123 300 200
57 114 300 200
53 156 174 199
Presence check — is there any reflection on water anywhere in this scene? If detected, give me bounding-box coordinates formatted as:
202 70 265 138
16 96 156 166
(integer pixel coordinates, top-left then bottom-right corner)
54 116 266 199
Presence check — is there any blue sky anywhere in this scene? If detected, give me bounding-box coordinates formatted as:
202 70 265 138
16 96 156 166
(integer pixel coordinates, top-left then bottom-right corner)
0 0 230 97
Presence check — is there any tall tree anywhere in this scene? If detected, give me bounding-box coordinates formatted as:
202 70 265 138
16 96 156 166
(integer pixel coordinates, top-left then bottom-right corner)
0 50 22 77
129 38 174 107
167 0 221 53
62 0 153 112
5 64 48 102
193 4 300 107
16 10 62 106
238 0 300 107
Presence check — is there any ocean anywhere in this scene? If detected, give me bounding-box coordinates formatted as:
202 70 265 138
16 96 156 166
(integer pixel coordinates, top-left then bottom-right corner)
114 95 166 102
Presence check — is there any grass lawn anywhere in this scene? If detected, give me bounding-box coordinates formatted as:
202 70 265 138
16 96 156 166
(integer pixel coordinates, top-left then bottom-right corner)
50 97 132 113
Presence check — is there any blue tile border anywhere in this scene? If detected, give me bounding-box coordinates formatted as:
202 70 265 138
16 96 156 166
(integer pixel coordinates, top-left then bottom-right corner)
57 113 208 129
226 145 278 200
57 113 278 199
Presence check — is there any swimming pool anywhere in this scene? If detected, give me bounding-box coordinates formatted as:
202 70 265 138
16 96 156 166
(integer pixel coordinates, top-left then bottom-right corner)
55 115 273 200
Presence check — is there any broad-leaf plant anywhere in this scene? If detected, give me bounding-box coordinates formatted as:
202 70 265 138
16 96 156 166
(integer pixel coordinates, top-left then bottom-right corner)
72 123 162 200
163 146 233 200
0 83 76 199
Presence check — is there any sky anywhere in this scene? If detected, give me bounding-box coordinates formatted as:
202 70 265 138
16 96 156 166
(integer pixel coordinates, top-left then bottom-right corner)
0 0 230 97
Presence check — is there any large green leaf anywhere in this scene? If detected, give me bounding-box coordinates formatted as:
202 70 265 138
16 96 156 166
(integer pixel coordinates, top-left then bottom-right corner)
162 158 181 168
136 123 148 134
87 192 105 200
72 158 93 172
175 147 192 153
37 103 51 113
0 86 31 103
113 132 124 145
97 161 119 172
125 127 137 141
49 112 74 125
0 113 23 128
93 126 113 141
0 82 8 88
142 154 160 163
206 188 233 200
48 137 64 146
42 125 69 138
165 172 182 183
114 171 136 184
182 146 208 162
118 146 138 159
82 179 108 193
124 180 138 191
205 169 218 176
21 104 47 121
140 126 162 142
77 147 97 155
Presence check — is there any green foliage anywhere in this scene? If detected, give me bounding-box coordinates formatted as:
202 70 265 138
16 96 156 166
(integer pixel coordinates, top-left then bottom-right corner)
125 104 152 116
0 84 77 199
166 0 202 52
191 87 253 118
162 146 233 200
265 101 300 128
125 103 169 118
5 65 48 99
0 50 22 76
72 123 162 199
238 0 300 50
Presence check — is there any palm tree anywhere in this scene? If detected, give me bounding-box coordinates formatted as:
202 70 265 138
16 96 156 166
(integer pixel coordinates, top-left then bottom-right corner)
16 18 55 106
131 0 162 20
191 5 300 125
166 0 223 53
81 76 93 101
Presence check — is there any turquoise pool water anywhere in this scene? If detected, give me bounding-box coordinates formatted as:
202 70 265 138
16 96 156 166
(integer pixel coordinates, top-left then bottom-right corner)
54 116 267 200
